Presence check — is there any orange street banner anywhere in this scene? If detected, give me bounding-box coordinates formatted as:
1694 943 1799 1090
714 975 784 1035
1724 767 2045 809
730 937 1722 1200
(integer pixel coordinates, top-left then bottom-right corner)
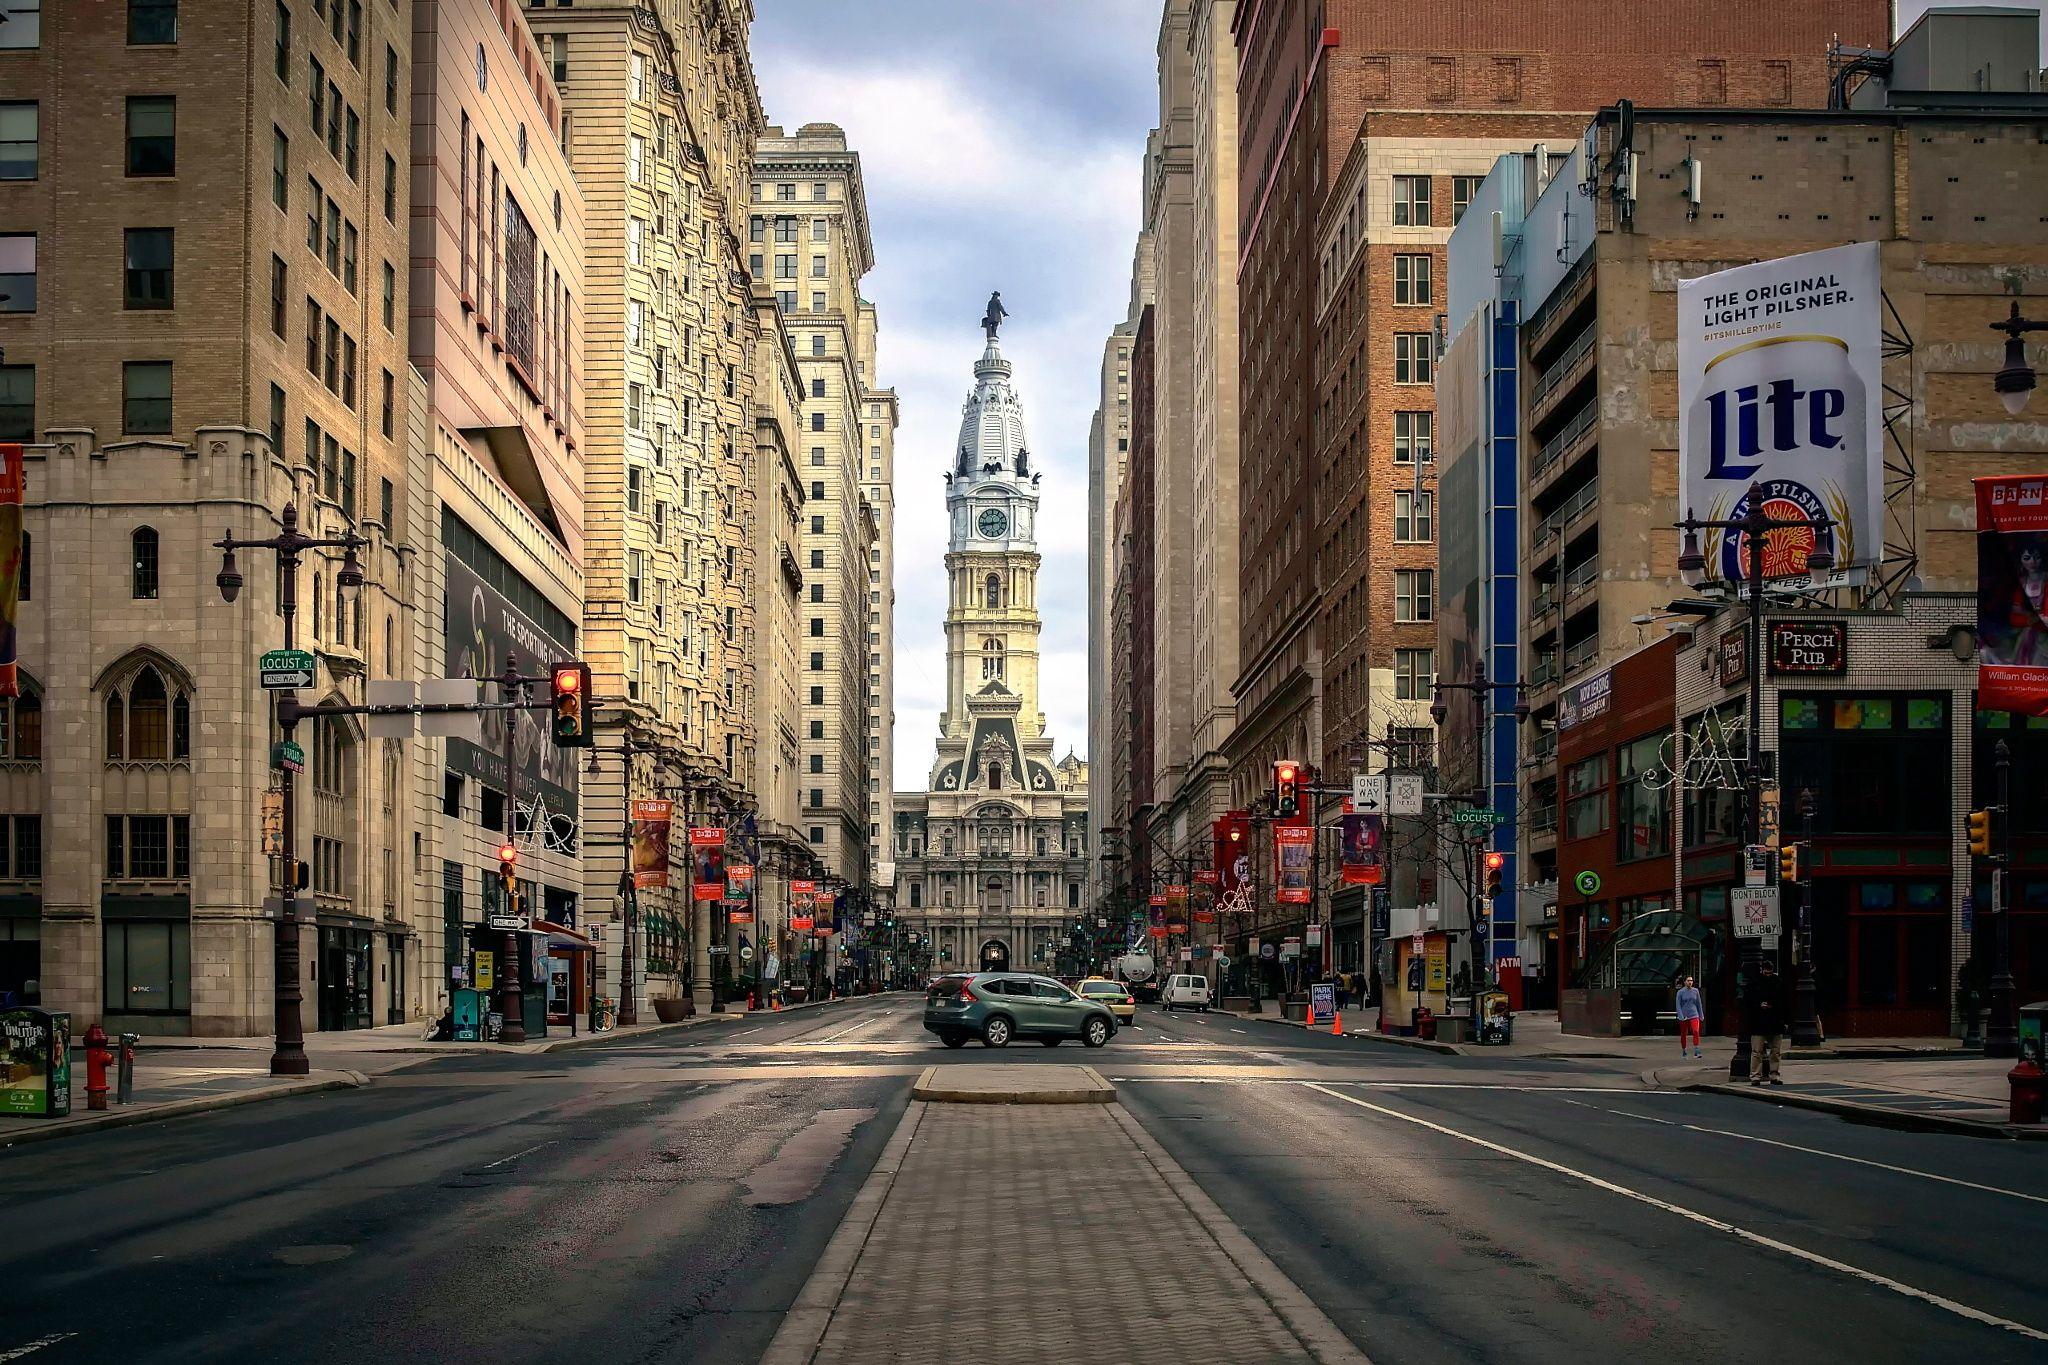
630 800 672 888
725 862 756 905
689 826 726 901
791 914 815 932
1275 825 1314 904
0 443 22 699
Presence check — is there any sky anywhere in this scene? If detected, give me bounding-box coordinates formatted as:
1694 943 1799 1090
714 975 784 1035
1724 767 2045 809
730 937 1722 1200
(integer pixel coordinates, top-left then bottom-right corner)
752 0 1162 792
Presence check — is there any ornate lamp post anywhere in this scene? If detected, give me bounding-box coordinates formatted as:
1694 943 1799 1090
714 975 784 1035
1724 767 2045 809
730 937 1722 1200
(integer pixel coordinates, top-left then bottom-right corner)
214 504 367 1077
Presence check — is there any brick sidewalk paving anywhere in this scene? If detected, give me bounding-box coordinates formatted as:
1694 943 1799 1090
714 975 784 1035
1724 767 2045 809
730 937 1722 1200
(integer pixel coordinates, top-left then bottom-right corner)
779 1102 1362 1365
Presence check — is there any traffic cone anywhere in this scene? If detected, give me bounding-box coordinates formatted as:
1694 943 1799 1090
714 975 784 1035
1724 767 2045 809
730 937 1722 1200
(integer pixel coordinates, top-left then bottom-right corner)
1332 1011 1343 1036
772 996 782 1012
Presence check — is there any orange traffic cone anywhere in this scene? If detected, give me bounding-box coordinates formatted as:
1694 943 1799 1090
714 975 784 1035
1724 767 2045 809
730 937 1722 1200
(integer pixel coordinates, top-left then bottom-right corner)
1332 1011 1343 1036
772 996 782 1011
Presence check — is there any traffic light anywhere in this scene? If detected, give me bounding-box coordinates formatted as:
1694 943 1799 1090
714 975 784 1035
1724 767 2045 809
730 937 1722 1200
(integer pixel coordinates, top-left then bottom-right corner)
497 840 519 913
1483 851 1506 899
1273 760 1301 818
1968 807 1996 858
1779 843 1805 884
549 661 593 747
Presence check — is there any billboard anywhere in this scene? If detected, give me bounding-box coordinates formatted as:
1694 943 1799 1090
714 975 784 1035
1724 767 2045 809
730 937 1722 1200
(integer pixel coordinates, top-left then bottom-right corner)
444 553 579 819
1678 242 1883 590
630 800 672 889
1978 475 2048 716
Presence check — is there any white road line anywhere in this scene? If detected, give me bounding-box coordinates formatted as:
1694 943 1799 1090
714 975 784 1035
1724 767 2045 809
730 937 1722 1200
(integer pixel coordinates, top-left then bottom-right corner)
1300 1081 2048 1344
727 1027 761 1039
1554 1095 1681 1126
810 1020 871 1044
1230 1028 1250 1035
0 1335 78 1363
1115 1078 1692 1092
482 1139 556 1170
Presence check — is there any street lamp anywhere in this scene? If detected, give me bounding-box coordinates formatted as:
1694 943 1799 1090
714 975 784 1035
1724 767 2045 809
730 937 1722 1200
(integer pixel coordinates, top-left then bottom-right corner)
214 503 368 1077
1675 487 1834 1078
1991 300 2044 417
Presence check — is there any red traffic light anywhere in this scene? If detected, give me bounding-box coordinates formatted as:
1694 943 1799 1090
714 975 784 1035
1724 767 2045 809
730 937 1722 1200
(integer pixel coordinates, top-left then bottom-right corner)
498 842 517 865
1483 852 1507 872
552 665 582 693
1276 762 1298 782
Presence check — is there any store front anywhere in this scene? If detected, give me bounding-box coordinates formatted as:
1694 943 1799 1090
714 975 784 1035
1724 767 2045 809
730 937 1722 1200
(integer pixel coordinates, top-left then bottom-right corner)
102 895 191 1034
0 897 39 1007
317 924 374 1032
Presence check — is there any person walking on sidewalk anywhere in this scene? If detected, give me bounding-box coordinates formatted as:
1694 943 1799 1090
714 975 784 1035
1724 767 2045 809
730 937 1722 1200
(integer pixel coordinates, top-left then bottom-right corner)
1746 959 1788 1086
1675 975 1704 1058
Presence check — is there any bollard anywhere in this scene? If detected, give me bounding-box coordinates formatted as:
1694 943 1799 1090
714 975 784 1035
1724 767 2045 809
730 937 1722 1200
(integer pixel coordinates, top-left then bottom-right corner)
83 1024 112 1111
2010 1059 2044 1125
118 1034 139 1105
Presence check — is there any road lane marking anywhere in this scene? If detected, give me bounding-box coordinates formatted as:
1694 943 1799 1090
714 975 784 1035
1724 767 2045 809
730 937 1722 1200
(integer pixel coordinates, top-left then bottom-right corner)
482 1140 556 1169
1553 1096 1681 1126
0 1335 78 1362
811 1019 874 1044
1300 1081 2048 1344
1231 1028 1250 1035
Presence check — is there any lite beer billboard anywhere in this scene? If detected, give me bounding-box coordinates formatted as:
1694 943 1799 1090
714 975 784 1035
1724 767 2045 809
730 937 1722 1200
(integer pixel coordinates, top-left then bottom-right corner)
1977 475 2048 716
1678 242 1883 590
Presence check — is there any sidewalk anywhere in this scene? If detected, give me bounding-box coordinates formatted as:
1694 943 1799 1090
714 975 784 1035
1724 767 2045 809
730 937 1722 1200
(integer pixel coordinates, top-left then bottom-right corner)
761 1096 1366 1365
1650 1053 2045 1137
2 992 883 1148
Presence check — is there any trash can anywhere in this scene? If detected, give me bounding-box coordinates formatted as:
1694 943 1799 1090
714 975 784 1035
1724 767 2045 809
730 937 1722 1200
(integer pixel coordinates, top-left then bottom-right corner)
2019 1002 2048 1067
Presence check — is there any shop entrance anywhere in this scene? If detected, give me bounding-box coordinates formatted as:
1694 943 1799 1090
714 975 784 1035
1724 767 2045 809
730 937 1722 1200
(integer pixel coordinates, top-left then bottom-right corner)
979 938 1010 972
318 926 373 1031
1811 878 1948 1037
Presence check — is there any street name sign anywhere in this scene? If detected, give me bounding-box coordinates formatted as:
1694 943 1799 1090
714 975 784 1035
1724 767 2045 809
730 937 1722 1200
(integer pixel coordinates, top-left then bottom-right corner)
1451 807 1507 826
259 649 316 690
273 740 305 774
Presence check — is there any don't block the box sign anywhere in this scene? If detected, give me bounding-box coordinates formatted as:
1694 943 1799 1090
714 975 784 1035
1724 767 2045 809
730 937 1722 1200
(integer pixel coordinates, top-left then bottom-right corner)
1768 620 1847 676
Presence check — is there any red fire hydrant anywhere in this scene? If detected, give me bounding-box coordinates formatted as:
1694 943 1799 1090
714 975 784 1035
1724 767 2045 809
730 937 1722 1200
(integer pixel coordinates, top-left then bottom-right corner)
84 1023 113 1111
2010 1059 2044 1125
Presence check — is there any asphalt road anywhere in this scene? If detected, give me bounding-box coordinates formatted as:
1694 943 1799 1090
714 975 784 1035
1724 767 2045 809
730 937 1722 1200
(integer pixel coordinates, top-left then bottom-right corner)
5 993 2046 1364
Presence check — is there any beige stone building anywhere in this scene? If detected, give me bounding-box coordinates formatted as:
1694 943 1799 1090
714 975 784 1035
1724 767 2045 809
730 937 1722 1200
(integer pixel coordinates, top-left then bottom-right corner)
750 125 883 898
0 0 418 1033
857 301 900 912
408 0 586 1013
525 0 765 1012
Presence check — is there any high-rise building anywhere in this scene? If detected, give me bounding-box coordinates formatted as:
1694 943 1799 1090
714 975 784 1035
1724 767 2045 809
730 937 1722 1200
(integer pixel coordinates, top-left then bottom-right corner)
858 301 900 907
895 316 1089 972
751 124 884 900
3 0 417 1033
525 0 766 1013
1086 274 1143 912
409 0 587 1017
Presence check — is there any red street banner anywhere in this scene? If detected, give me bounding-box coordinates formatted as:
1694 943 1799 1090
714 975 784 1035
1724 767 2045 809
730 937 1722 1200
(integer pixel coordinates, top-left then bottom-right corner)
1195 869 1220 885
1214 812 1251 894
1166 884 1188 906
1978 475 2048 716
1167 921 1188 934
1275 825 1313 904
725 863 755 905
791 878 817 911
814 926 834 939
1194 910 1217 924
727 909 751 924
1341 810 1384 886
630 800 672 889
689 826 726 901
0 443 21 699
791 915 815 932
1148 925 1169 938
1148 892 1168 908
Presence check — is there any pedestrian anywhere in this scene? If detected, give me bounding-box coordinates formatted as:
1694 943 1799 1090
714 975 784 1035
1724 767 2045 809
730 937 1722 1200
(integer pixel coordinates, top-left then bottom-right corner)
1746 958 1788 1086
1335 971 1351 1012
1675 974 1704 1058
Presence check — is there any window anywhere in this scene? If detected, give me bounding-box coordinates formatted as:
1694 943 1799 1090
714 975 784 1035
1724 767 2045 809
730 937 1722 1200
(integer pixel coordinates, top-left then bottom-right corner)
809 376 824 398
625 464 643 513
811 292 825 312
104 663 190 762
275 3 291 81
127 96 175 176
382 153 396 221
1393 648 1434 701
345 0 360 64
626 550 642 603
0 366 29 443
1393 253 1432 306
811 412 824 432
1615 732 1671 861
344 107 359 180
1452 175 1483 225
270 255 288 335
381 261 395 331
550 33 566 83
627 383 643 430
0 104 36 180
1395 333 1433 384
123 362 172 434
1393 569 1433 623
121 228 173 310
809 480 824 501
384 45 399 113
1392 174 1431 226
1393 489 1432 543
130 527 160 599
269 383 286 451
811 256 826 278
777 183 795 201
1681 703 1743 849
1393 410 1433 464
986 573 1002 608
1784 694 1951 836
627 299 644 349
1565 753 1608 840
628 135 645 183
380 369 394 438
0 234 34 312
130 0 178 43
628 217 645 265
629 51 646 102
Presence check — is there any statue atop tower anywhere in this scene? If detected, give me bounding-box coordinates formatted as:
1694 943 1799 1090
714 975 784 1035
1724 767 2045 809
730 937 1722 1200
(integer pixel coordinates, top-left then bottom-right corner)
981 290 1008 341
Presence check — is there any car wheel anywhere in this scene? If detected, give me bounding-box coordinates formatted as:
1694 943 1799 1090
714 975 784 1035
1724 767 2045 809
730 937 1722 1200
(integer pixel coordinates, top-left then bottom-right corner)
941 1033 968 1049
1040 1037 1062 1048
1083 1016 1110 1048
982 1015 1013 1048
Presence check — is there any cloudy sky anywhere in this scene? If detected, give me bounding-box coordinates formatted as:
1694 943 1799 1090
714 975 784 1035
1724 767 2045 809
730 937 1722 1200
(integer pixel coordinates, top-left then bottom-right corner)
752 1 1161 790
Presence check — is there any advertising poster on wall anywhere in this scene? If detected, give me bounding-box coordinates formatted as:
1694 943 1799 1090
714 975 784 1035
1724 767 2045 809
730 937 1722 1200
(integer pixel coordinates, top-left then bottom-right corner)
630 800 672 889
1678 241 1883 591
1978 474 2048 716
689 827 726 901
1275 825 1314 904
443 553 580 821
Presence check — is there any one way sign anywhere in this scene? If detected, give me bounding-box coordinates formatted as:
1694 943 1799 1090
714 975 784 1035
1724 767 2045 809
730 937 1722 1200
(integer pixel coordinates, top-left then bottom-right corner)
1352 774 1385 811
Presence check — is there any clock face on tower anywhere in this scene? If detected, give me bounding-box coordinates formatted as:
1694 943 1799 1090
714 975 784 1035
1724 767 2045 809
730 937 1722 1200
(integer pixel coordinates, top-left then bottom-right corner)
977 508 1008 539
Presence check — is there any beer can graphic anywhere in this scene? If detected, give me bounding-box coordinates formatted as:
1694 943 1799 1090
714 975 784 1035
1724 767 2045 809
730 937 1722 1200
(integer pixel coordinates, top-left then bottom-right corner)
1678 242 1883 591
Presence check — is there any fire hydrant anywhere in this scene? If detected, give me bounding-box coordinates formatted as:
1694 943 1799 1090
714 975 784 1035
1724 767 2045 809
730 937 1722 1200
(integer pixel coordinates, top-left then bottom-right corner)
84 1023 113 1111
2010 1058 2045 1125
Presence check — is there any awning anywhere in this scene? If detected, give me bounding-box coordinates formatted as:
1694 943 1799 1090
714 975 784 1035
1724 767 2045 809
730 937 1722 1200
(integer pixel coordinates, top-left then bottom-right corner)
536 920 593 953
1584 908 1724 989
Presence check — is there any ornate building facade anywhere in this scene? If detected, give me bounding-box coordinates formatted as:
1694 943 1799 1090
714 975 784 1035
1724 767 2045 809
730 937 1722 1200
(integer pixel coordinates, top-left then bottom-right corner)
894 312 1088 975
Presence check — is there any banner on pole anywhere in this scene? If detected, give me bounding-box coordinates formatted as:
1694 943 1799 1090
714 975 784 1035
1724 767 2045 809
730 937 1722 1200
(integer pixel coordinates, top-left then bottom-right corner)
689 826 726 901
1275 825 1313 904
1977 474 2048 716
0 444 21 700
630 800 672 888
1678 242 1882 591
1340 810 1383 886
725 862 755 905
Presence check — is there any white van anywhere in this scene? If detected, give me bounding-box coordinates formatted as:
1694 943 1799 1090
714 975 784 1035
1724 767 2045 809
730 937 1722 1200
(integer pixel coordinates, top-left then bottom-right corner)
1160 974 1211 1011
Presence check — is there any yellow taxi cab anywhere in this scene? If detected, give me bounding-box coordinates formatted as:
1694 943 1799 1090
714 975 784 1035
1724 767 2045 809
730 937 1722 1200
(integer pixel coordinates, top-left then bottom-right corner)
1075 977 1138 1024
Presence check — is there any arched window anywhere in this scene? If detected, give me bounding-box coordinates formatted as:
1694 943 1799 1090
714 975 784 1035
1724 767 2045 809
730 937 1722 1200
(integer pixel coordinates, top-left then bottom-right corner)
986 573 1001 609
131 527 159 600
0 685 39 761
988 762 1002 790
384 615 395 674
981 637 1004 680
103 659 192 762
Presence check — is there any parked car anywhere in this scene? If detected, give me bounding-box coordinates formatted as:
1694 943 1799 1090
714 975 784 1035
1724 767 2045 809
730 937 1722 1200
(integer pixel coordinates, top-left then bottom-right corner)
1075 977 1138 1024
924 972 1119 1048
1160 974 1212 1011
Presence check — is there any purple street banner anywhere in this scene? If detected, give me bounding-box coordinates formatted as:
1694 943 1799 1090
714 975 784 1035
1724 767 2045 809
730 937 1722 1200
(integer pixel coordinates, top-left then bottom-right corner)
1978 474 2048 716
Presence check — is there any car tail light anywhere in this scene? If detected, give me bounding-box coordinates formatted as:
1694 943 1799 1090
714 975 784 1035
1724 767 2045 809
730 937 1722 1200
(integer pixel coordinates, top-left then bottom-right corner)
957 983 977 1003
